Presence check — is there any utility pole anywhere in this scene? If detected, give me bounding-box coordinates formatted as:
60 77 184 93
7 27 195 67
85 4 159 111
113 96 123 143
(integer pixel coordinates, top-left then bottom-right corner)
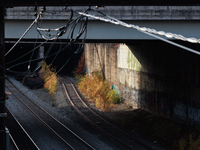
0 6 6 150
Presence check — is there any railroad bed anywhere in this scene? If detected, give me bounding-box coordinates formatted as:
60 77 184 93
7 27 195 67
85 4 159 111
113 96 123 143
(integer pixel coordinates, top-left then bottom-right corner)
6 107 39 150
5 76 120 150
5 77 96 150
61 75 155 150
5 75 164 150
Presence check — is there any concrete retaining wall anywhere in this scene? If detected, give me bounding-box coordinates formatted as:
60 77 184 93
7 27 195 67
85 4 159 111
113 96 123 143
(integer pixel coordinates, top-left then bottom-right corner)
85 41 200 128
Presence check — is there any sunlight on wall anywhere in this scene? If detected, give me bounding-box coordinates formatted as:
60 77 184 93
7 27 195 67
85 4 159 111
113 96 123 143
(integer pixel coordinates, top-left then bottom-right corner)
118 44 142 71
127 49 142 71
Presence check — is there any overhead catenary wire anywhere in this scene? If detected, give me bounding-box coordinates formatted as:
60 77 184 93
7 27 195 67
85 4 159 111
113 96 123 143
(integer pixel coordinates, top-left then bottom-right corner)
87 8 200 44
35 8 88 44
7 7 200 75
5 8 45 56
77 9 200 55
6 42 70 71
27 33 40 73
5 40 48 65
6 39 58 71
6 37 86 73
6 38 85 72
28 12 44 72
35 9 74 41
50 38 63 64
51 14 88 73
6 8 89 74
57 54 74 74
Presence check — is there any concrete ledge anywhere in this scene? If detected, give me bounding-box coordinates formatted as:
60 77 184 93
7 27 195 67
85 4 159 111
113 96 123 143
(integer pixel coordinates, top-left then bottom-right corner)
5 6 200 20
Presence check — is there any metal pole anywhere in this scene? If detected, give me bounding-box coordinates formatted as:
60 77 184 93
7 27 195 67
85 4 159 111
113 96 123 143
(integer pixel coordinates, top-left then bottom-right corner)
5 128 10 150
0 6 6 150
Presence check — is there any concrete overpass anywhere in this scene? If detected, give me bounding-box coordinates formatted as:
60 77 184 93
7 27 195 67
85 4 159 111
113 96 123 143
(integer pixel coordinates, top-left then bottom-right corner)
4 6 200 126
1 0 200 6
1 0 199 149
2 4 200 150
5 6 200 41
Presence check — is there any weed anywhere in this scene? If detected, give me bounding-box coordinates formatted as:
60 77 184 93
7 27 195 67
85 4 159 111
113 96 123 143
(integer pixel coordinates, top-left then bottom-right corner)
108 90 121 104
73 53 85 75
76 70 121 112
189 134 200 150
40 61 58 96
179 136 187 150
176 132 200 150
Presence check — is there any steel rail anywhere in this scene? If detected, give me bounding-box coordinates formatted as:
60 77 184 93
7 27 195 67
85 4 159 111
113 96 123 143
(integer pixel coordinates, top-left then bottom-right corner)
5 106 40 150
9 133 19 150
5 77 95 150
5 84 75 150
61 75 155 150
61 77 133 150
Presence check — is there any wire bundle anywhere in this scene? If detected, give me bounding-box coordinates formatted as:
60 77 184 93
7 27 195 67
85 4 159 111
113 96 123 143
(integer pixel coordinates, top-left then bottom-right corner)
5 7 200 75
78 8 200 55
5 8 89 74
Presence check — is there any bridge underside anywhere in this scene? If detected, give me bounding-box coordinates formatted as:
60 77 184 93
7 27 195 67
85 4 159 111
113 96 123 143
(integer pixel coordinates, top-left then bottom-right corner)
5 20 200 41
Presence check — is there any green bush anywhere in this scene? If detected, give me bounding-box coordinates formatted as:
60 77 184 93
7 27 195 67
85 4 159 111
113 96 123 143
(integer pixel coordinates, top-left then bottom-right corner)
108 90 120 104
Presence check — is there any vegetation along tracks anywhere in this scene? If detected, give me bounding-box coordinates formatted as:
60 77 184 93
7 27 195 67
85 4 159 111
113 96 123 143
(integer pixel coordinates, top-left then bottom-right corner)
5 77 95 150
61 75 155 150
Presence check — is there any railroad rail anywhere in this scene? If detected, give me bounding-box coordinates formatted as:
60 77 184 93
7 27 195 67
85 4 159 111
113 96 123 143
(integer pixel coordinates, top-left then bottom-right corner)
61 75 155 150
6 106 39 150
5 77 95 150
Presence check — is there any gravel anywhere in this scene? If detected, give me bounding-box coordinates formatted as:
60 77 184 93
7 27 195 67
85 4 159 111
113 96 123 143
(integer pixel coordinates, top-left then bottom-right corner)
6 75 166 150
6 76 120 150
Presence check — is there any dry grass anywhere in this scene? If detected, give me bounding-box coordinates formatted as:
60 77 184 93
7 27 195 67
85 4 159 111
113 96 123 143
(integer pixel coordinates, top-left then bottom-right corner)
73 53 85 75
179 133 200 150
39 61 58 96
76 71 120 112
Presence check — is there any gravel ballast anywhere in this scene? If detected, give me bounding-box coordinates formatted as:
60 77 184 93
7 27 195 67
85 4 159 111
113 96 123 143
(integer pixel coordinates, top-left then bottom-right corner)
6 76 120 150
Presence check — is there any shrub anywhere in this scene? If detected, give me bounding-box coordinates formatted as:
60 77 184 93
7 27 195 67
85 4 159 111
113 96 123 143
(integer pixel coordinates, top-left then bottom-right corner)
73 53 85 75
178 133 200 150
108 90 121 104
179 136 187 150
76 71 120 112
188 133 200 150
40 61 58 96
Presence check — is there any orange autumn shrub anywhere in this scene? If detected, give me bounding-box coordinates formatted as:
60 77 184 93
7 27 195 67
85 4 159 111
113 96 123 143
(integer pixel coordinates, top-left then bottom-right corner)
40 61 58 96
76 71 120 112
73 53 85 75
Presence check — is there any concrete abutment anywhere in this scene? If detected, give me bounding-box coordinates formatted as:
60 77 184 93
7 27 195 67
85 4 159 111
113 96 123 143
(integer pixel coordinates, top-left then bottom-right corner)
85 41 200 129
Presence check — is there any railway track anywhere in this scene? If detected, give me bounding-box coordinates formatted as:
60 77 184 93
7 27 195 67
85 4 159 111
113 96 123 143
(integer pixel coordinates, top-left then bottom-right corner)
5 77 95 150
6 106 39 150
61 75 155 150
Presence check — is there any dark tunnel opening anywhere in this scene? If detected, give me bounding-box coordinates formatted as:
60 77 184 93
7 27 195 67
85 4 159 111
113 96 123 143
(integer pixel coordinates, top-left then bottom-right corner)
5 42 83 76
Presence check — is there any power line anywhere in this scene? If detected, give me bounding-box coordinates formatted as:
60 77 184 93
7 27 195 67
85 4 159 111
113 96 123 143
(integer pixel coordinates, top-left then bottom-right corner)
6 8 89 74
5 40 48 65
77 9 200 55
5 8 45 56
